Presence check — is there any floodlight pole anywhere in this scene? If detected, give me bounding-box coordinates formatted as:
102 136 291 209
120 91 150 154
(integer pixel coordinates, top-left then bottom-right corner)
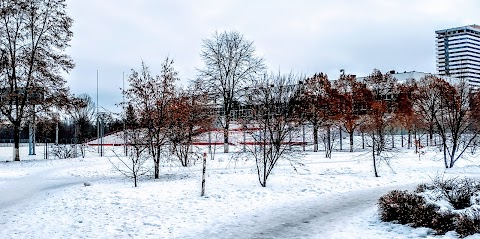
123 71 127 156
28 105 36 155
100 115 104 157
97 70 99 154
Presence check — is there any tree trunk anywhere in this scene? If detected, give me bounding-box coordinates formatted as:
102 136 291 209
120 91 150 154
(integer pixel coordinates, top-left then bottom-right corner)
154 145 160 179
443 141 448 169
134 173 138 187
379 130 384 154
181 146 188 167
259 124 267 188
260 179 266 187
339 128 343 151
426 132 429 147
449 154 455 168
349 131 354 152
208 130 212 155
243 127 246 152
449 141 457 168
323 125 333 158
223 126 229 153
414 130 418 154
391 132 394 148
263 154 267 187
377 130 382 156
313 124 318 152
362 131 365 149
401 129 404 147
13 123 20 161
154 158 160 179
201 152 207 196
429 123 434 146
325 126 332 158
373 132 379 177
134 149 141 187
81 144 85 158
407 130 411 149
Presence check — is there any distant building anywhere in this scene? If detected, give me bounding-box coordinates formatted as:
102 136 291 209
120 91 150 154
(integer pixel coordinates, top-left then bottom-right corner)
435 25 480 89
390 71 460 85
357 70 460 85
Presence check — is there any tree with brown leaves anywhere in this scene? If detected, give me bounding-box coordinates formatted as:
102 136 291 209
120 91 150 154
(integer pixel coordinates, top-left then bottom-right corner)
166 88 214 167
392 80 419 149
298 73 341 157
333 74 374 152
361 69 399 177
124 58 177 179
364 100 390 177
363 69 398 150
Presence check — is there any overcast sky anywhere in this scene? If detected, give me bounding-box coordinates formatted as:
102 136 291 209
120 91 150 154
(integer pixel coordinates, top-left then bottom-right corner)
65 0 480 113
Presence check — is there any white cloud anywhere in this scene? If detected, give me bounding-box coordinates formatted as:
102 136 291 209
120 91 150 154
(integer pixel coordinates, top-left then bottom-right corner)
64 0 480 112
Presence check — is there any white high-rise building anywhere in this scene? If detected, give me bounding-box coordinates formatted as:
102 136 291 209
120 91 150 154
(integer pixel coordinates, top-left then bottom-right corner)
436 25 480 89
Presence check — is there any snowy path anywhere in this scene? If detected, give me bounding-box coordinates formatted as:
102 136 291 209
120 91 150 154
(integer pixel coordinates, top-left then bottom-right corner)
0 167 78 209
198 183 418 239
0 161 108 210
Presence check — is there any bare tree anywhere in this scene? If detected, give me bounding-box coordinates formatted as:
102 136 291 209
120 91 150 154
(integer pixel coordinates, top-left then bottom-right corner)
244 72 301 187
122 103 137 156
124 58 177 179
0 0 74 161
110 118 150 188
65 93 95 157
432 80 479 168
321 125 340 158
413 75 445 146
198 30 265 153
67 94 96 124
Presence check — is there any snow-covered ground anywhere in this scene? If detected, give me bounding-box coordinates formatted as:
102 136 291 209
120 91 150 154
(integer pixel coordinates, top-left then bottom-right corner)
0 145 479 238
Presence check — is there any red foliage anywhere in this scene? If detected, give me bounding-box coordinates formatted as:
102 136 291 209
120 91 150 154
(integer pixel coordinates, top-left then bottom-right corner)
333 74 374 151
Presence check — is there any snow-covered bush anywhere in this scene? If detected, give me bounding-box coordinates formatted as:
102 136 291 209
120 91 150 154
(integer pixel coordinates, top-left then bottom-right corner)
51 144 75 159
431 176 479 210
378 190 426 224
414 183 434 193
378 177 480 237
378 190 455 234
410 203 440 228
426 211 456 235
456 210 480 238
